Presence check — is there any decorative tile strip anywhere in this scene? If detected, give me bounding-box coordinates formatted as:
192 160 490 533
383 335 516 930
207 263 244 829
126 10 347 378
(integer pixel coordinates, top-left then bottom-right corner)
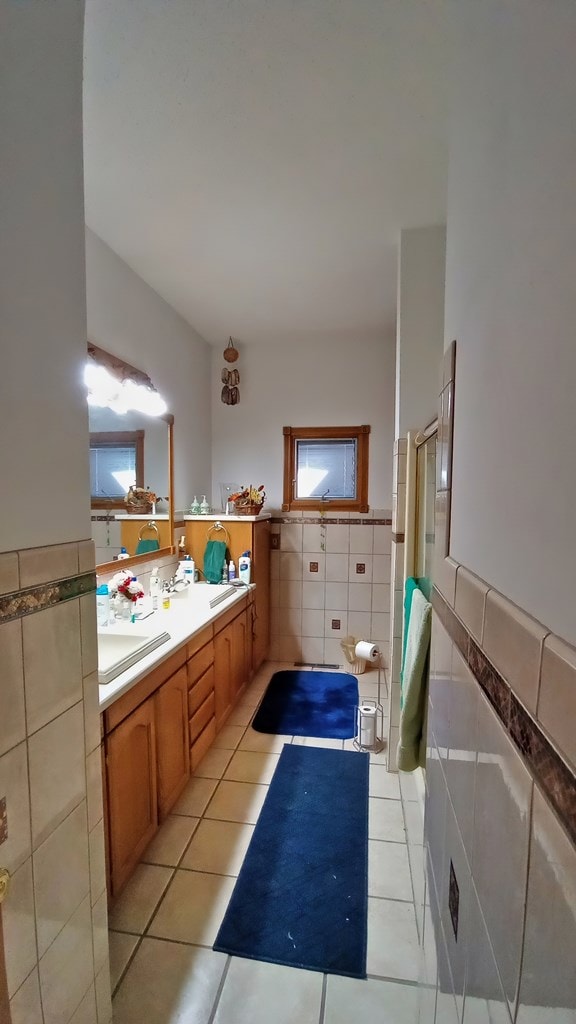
270 517 392 526
0 571 96 625
432 585 576 847
509 695 576 847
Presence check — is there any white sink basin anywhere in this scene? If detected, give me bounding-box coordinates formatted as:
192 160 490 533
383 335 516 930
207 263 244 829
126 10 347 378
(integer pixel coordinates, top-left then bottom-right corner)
98 629 171 685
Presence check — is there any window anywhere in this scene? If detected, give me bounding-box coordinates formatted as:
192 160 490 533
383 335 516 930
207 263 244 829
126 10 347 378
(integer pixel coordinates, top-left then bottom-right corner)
282 425 370 512
89 431 144 508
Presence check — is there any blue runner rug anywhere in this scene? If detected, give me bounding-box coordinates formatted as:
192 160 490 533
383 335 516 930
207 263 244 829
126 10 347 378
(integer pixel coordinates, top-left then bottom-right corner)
252 669 358 739
213 744 369 978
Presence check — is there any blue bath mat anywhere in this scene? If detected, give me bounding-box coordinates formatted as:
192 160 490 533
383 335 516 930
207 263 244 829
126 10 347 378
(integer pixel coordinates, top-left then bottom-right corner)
252 669 358 739
213 744 369 977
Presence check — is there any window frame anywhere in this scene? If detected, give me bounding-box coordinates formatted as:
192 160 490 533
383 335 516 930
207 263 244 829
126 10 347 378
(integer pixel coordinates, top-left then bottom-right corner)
282 425 370 512
89 430 144 509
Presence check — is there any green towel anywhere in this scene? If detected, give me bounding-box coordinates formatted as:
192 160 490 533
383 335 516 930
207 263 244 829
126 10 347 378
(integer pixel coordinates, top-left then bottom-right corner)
204 539 227 584
135 538 160 555
397 587 432 772
400 577 421 698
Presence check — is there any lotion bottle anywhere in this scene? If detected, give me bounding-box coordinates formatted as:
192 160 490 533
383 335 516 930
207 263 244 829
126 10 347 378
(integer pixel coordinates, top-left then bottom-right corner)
228 559 236 582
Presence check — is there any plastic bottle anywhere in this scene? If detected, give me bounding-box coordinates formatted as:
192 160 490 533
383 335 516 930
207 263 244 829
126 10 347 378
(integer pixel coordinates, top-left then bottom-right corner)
149 566 160 610
161 581 171 610
228 559 236 582
183 555 195 588
117 547 129 560
238 551 251 584
200 495 210 514
190 496 200 514
221 563 228 584
96 583 110 626
178 535 187 556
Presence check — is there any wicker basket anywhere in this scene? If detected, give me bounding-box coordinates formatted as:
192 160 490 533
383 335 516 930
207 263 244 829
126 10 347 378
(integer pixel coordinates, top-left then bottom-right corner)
125 502 153 515
234 503 264 516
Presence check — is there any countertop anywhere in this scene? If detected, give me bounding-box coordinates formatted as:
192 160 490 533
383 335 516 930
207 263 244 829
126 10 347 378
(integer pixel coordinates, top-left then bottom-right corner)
98 583 253 712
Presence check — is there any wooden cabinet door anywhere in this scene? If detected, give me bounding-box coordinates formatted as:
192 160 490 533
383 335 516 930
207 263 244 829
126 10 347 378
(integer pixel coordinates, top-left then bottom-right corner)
231 610 250 698
155 666 190 820
214 623 233 728
252 520 270 670
106 698 157 897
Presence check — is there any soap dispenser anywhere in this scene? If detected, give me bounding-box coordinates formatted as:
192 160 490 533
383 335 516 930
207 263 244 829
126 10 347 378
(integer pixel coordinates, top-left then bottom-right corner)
190 496 200 515
200 495 210 515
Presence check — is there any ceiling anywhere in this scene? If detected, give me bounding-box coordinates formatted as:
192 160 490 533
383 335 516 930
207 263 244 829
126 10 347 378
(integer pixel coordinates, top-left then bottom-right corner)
83 0 449 345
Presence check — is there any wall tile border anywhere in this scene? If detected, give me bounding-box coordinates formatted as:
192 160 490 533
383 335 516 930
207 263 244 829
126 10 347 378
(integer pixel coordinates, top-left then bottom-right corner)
0 572 96 625
270 516 392 526
432 585 576 848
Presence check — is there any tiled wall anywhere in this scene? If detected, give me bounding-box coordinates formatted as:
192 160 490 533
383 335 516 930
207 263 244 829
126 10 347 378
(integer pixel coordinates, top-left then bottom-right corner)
91 516 122 566
0 544 112 1024
268 512 391 670
421 346 576 1023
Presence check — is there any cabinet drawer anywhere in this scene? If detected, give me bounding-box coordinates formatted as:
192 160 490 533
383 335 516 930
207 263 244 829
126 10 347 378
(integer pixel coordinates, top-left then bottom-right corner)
189 691 215 743
187 642 214 688
186 624 213 661
188 664 214 717
190 718 216 771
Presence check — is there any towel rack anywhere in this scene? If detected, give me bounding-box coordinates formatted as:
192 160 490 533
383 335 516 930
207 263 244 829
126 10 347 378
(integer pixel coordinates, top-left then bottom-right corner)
138 521 160 540
207 521 230 544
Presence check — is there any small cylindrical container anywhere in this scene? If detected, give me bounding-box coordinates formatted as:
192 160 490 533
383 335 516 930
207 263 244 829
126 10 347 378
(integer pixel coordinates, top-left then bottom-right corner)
228 559 236 581
162 582 171 610
183 556 195 588
117 547 130 560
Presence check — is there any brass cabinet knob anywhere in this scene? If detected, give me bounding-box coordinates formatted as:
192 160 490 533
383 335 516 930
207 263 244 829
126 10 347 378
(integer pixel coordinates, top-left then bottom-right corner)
0 867 10 905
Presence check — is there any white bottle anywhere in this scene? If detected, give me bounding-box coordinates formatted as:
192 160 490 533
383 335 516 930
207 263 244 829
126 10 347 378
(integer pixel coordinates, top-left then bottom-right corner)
238 551 251 584
228 559 236 581
183 556 195 588
149 566 160 610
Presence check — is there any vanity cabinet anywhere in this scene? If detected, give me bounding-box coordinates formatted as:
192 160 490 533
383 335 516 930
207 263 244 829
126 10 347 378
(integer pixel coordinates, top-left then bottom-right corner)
103 596 254 898
184 517 270 671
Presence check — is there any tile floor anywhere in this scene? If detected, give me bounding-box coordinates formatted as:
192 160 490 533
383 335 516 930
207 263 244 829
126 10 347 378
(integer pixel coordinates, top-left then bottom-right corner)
108 661 424 1023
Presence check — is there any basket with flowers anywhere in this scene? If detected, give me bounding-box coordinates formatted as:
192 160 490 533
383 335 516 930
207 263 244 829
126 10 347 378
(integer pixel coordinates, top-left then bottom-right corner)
231 484 266 516
124 485 157 514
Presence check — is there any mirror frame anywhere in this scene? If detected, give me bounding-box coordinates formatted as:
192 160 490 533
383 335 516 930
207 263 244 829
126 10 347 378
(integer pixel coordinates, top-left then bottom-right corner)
95 414 175 572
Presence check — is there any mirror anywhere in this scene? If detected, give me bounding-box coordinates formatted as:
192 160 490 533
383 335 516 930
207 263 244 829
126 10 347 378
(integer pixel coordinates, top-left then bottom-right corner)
89 398 174 570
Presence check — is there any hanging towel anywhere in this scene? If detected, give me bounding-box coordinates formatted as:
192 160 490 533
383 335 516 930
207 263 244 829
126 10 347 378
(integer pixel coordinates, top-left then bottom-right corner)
397 587 432 772
135 538 160 555
204 539 227 583
400 577 421 701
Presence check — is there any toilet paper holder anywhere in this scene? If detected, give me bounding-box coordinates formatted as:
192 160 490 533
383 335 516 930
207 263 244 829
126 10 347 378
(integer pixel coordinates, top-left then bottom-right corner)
353 643 385 751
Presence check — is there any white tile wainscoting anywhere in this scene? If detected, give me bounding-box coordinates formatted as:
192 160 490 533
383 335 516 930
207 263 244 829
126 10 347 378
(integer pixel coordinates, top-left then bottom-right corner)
268 512 391 669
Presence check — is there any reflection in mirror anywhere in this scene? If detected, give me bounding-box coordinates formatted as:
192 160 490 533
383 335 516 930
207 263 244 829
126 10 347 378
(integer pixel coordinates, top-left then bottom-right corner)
89 406 171 564
86 344 174 569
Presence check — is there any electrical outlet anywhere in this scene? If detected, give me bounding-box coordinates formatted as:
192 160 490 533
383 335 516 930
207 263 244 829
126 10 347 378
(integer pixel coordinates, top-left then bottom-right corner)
356 562 366 574
449 859 459 940
309 561 319 573
331 619 341 630
0 797 7 846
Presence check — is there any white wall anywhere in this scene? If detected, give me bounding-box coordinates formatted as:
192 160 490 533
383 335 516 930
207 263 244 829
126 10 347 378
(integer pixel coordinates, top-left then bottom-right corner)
211 332 396 512
446 0 576 643
85 229 212 511
0 0 89 551
395 225 446 437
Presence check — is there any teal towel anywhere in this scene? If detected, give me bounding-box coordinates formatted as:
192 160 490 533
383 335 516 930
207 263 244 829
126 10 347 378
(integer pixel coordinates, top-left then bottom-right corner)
400 577 421 697
204 539 227 584
135 538 160 555
397 588 432 772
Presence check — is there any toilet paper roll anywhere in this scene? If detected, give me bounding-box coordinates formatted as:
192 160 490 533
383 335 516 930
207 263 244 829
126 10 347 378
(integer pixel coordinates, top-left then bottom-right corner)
354 640 380 662
358 705 377 747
